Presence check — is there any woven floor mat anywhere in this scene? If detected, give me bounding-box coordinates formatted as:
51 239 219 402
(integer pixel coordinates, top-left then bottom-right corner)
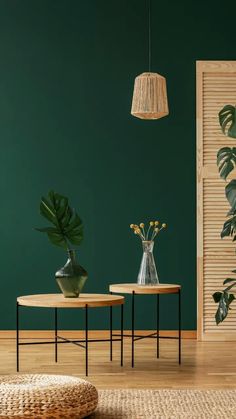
92 389 236 419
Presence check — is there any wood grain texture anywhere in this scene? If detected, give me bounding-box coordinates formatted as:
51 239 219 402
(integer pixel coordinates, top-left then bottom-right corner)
1 336 236 389
17 293 124 308
196 61 236 341
109 283 180 294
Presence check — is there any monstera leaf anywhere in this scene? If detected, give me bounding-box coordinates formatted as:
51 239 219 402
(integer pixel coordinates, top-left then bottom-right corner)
213 290 235 325
36 190 83 250
217 147 236 180
220 209 236 241
225 180 236 211
219 105 236 138
213 270 236 325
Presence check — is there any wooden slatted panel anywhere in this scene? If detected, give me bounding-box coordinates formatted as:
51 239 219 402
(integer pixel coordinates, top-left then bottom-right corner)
203 179 236 331
197 61 236 341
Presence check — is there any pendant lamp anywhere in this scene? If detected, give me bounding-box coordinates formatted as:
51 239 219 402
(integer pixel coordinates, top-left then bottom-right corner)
131 0 169 120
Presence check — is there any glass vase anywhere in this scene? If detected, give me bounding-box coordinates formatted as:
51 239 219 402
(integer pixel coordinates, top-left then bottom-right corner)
137 240 159 285
55 249 88 298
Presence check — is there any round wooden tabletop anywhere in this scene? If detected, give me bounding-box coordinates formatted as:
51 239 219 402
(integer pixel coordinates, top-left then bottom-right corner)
109 283 181 295
17 293 124 308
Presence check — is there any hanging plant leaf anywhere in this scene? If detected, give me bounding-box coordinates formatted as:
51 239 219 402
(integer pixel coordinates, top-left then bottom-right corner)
36 190 83 250
221 218 233 238
213 291 235 325
217 147 236 180
225 180 236 211
219 105 236 138
221 212 236 240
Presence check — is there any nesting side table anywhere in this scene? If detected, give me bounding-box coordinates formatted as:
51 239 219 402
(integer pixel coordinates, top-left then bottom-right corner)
16 293 124 376
109 283 181 367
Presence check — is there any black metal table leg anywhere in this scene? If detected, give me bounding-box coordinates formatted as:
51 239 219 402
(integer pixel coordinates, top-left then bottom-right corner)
132 291 135 368
85 304 88 376
156 294 159 358
110 292 113 361
178 289 181 364
55 308 58 363
121 303 124 366
16 302 19 372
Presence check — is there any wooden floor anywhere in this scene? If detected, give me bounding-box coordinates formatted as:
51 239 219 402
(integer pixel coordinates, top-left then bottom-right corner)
1 333 236 389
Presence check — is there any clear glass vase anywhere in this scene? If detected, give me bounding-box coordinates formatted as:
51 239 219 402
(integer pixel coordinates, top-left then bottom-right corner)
137 240 159 285
55 250 88 298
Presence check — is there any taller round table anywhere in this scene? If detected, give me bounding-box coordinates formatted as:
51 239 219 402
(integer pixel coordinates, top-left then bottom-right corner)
109 283 181 367
16 293 124 376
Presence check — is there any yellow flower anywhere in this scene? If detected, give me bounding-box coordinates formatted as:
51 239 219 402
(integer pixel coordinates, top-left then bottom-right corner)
130 224 134 229
154 227 159 233
162 223 167 228
134 229 139 235
140 223 145 228
150 221 154 226
154 221 159 226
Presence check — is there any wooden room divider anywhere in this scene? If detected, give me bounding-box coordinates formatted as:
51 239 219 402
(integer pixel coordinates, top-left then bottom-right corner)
197 61 236 341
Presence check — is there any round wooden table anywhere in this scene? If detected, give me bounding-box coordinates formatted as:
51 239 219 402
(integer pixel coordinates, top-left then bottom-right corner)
109 283 181 367
16 293 124 376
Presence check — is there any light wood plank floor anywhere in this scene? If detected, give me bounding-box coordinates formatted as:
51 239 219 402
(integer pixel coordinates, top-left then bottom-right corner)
1 335 236 389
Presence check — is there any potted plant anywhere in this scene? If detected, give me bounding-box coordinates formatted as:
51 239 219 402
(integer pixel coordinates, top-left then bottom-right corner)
213 105 236 323
36 190 87 298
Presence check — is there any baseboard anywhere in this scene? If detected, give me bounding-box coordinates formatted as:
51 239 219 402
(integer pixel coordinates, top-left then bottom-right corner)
0 330 196 339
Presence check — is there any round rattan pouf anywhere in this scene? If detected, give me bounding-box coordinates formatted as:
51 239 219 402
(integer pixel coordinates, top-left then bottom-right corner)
0 374 98 418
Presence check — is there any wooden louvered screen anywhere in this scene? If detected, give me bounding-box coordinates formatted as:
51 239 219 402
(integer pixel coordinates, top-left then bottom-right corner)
197 61 236 341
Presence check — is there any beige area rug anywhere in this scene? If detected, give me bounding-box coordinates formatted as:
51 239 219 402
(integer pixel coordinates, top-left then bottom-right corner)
92 389 236 418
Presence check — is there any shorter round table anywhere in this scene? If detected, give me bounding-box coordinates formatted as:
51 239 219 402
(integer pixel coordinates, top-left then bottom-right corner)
16 293 124 376
109 283 181 367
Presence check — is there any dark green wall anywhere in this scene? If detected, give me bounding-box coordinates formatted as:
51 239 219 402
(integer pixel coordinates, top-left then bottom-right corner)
0 0 234 330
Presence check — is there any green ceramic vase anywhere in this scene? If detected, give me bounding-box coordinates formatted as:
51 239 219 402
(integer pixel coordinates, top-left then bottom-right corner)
55 249 88 298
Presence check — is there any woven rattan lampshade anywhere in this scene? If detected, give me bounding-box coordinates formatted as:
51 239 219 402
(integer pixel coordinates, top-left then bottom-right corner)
131 72 169 120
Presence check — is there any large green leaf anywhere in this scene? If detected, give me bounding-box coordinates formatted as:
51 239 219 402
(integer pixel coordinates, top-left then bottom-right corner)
213 291 235 325
40 199 58 226
225 180 236 211
221 213 236 240
217 147 236 180
36 190 83 250
213 266 236 325
219 105 236 138
221 218 232 238
65 214 82 233
47 230 68 250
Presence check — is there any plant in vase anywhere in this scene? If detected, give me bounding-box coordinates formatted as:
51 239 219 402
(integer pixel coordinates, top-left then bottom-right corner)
36 190 87 298
130 220 167 285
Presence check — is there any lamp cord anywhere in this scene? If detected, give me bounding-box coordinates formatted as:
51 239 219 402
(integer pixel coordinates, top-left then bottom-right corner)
148 0 151 72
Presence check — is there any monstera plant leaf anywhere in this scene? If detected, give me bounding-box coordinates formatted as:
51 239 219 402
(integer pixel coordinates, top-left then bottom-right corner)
213 269 236 324
213 290 235 325
36 190 83 250
221 212 236 240
225 180 236 211
219 105 236 138
217 147 236 180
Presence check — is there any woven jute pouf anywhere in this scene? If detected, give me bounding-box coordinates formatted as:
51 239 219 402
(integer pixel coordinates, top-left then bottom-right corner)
0 374 98 418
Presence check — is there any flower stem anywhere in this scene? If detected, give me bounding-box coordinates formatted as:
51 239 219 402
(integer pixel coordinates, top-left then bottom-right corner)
146 225 151 240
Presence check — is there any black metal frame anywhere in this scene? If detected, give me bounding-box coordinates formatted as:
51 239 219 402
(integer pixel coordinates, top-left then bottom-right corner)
110 289 181 368
16 301 124 376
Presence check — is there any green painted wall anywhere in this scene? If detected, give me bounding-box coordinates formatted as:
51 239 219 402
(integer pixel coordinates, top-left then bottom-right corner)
0 0 234 330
